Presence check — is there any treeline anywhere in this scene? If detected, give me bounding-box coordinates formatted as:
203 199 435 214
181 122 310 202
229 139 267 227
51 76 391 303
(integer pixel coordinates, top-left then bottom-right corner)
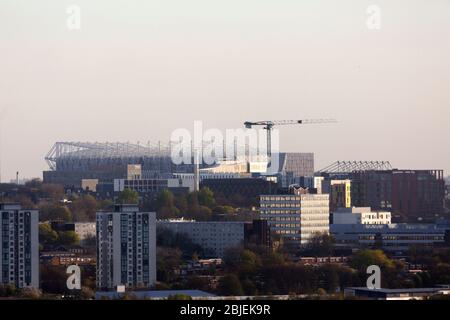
1 179 256 223
213 246 450 296
0 179 112 222
145 187 258 221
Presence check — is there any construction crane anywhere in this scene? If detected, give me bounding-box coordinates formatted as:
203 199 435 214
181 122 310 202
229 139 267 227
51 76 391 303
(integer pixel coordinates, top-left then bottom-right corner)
244 119 336 156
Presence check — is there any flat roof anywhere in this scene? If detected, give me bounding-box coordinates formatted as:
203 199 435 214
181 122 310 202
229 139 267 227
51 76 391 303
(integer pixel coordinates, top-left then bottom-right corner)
346 287 445 294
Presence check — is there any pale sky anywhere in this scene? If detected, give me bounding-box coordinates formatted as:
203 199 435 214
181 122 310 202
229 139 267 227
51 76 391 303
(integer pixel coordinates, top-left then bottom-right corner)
1 0 449 181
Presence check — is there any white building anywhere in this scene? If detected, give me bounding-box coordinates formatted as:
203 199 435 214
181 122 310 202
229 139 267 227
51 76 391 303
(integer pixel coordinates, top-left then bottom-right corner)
157 220 245 258
114 178 195 193
332 207 391 225
74 222 96 241
96 205 156 290
259 188 330 245
0 203 39 288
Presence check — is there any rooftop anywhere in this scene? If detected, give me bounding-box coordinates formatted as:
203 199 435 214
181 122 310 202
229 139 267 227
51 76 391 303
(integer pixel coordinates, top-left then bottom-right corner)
95 290 216 300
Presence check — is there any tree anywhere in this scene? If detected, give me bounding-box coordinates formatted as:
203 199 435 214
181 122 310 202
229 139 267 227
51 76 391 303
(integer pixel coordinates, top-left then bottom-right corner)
51 206 73 222
174 194 188 212
302 232 335 257
212 205 235 216
241 278 257 295
186 192 200 209
39 204 73 222
39 223 59 247
69 195 99 221
219 274 244 296
156 189 175 209
156 189 179 219
262 251 285 268
198 187 215 208
79 286 95 300
40 266 68 294
240 249 262 274
349 249 395 271
156 227 203 257
157 247 182 283
40 184 65 200
0 284 17 297
185 276 210 292
224 247 261 275
117 188 139 204
189 205 212 221
428 263 450 285
58 231 80 246
25 178 43 189
19 287 42 299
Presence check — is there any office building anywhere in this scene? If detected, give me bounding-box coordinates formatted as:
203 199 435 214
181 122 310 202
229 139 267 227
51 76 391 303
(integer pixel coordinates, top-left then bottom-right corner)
244 219 272 248
50 221 96 243
351 169 445 219
157 220 246 258
329 179 352 211
259 188 330 246
96 205 156 290
332 207 391 225
317 162 445 219
74 222 96 241
330 223 448 251
114 178 193 194
0 203 39 288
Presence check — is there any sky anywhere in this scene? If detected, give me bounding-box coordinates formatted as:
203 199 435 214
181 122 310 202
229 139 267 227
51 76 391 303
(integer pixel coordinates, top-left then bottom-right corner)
0 0 449 181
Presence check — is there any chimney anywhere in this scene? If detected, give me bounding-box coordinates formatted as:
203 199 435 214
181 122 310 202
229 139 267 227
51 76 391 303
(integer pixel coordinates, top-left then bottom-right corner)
193 149 200 192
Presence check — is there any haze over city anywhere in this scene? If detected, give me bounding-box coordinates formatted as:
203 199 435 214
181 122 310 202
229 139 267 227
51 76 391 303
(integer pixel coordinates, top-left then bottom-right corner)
1 0 449 181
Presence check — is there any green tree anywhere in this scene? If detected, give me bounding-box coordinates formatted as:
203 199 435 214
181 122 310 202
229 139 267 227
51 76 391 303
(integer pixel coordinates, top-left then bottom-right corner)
39 204 73 222
39 223 59 246
349 249 395 271
190 205 212 221
117 188 139 204
58 231 80 246
0 284 17 297
262 251 285 268
156 190 179 219
224 247 261 275
219 274 244 296
198 187 215 208
51 206 73 222
240 249 262 274
69 195 99 221
157 247 182 283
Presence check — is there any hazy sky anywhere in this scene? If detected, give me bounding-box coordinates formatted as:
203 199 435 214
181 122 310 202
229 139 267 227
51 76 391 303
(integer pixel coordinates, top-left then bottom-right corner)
1 0 449 181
